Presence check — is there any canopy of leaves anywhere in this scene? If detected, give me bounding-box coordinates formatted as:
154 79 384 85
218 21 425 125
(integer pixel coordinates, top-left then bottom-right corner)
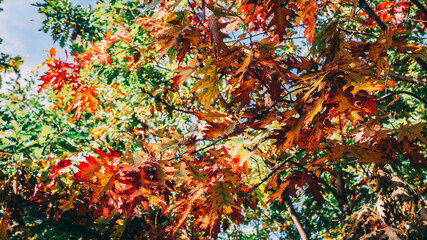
1 0 426 239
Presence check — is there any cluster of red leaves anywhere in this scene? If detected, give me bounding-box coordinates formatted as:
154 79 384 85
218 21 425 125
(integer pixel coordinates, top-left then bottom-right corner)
34 48 99 120
61 146 254 238
359 0 411 28
35 29 132 120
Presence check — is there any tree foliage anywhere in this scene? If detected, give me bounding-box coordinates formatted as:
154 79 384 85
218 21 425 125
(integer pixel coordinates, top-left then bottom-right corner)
1 0 427 239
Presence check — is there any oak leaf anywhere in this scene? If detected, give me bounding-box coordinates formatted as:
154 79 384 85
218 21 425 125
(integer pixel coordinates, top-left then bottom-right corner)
49 159 72 178
208 14 229 53
266 2 295 42
346 143 387 164
74 156 102 182
58 190 80 212
87 163 120 202
174 162 192 184
343 69 385 95
268 170 325 205
295 0 317 43
193 61 220 108
396 122 427 144
208 181 237 214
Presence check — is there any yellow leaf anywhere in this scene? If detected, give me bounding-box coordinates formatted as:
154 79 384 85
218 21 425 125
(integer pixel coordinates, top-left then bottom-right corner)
122 152 148 170
208 181 237 214
343 69 385 95
174 162 191 184
193 61 219 108
58 191 80 211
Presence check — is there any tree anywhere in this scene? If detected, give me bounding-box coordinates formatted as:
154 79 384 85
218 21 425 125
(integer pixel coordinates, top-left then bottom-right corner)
1 0 426 239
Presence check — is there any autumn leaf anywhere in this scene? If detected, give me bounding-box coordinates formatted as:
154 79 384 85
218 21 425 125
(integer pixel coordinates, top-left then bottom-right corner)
171 184 204 233
174 162 192 184
194 109 228 122
270 116 303 152
346 143 387 164
268 170 325 205
49 159 72 178
396 122 427 144
74 150 124 202
58 190 80 212
123 187 150 216
187 162 209 183
86 163 119 202
0 210 9 240
122 152 148 171
235 51 253 80
342 68 385 95
156 160 177 186
69 85 101 120
295 0 317 43
254 38 282 61
74 156 102 182
401 139 427 169
266 2 295 42
170 63 198 90
304 93 325 125
325 90 364 124
208 181 237 214
193 61 220 108
208 14 229 53
267 180 289 203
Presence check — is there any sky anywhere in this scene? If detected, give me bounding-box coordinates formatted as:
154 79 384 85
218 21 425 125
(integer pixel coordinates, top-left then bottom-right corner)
0 0 92 92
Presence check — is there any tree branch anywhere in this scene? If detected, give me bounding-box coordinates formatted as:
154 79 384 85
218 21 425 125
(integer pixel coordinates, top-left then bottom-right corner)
358 0 388 31
357 57 427 87
248 66 272 91
388 70 427 87
112 41 154 56
261 84 311 115
336 172 351 218
338 27 378 37
378 90 427 105
411 0 427 15
161 130 237 162
284 196 309 240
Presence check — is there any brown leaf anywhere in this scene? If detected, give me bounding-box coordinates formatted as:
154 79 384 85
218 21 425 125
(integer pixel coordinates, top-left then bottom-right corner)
208 14 229 53
396 122 427 144
266 1 295 42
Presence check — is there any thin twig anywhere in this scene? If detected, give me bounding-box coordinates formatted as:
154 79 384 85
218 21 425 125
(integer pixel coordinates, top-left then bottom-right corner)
248 150 304 193
378 90 427 105
112 41 154 56
262 84 312 114
140 87 194 114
